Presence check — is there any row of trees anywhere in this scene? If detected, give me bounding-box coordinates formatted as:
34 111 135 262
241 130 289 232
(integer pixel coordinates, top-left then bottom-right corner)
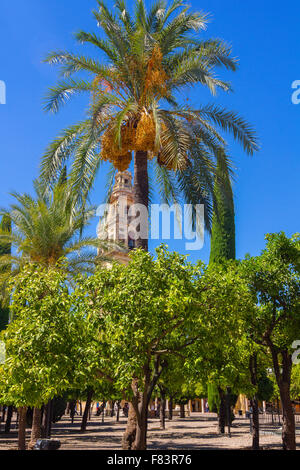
0 234 299 450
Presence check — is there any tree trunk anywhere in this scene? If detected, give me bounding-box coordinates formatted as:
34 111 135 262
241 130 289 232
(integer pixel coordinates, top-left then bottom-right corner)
81 389 93 433
28 407 42 450
41 400 52 439
279 382 296 450
160 395 166 430
4 406 13 434
217 388 226 434
1 405 6 422
180 404 185 419
116 401 120 422
122 403 137 450
249 353 260 450
133 150 149 251
133 399 148 450
18 407 27 451
250 397 260 450
169 398 173 420
270 347 296 450
111 401 115 418
69 400 76 424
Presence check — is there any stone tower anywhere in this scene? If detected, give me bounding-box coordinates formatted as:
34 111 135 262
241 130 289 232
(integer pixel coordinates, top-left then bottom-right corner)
97 170 135 264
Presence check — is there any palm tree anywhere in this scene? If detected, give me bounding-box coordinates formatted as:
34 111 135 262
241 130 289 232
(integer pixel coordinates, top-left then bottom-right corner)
0 180 111 290
41 0 258 250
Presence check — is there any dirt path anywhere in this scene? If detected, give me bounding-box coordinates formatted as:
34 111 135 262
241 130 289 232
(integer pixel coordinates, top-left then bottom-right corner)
0 412 299 450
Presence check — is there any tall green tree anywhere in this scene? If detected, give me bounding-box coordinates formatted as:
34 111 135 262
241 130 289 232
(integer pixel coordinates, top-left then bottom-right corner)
73 246 206 450
0 215 11 331
208 158 236 434
240 232 300 450
0 265 88 450
41 0 258 249
209 157 235 263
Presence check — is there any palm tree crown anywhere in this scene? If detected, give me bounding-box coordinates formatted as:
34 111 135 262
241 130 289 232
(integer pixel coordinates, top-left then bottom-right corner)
0 181 105 286
41 0 258 246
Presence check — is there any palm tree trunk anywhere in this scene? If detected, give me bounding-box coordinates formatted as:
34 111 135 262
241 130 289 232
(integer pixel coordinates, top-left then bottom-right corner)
28 407 42 450
133 150 149 250
18 407 27 451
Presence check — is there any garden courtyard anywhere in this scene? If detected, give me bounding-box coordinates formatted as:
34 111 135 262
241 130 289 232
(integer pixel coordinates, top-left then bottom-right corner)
1 413 299 451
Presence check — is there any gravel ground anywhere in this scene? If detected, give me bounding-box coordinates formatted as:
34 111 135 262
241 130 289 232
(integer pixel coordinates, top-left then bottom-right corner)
0 412 299 450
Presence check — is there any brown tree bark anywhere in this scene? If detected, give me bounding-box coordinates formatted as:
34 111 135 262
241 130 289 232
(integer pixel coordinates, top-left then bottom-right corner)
133 150 149 250
279 380 296 450
18 407 27 451
116 401 121 422
249 354 260 450
250 397 260 450
28 407 42 450
180 404 185 419
160 395 166 430
81 389 93 433
169 398 173 420
122 402 137 450
133 399 148 450
4 406 13 434
270 346 296 450
1 406 6 423
41 400 53 439
217 388 226 434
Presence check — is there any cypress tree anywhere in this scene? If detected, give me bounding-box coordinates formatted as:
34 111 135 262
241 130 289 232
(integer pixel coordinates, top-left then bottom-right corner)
0 215 11 331
209 161 235 263
208 159 236 432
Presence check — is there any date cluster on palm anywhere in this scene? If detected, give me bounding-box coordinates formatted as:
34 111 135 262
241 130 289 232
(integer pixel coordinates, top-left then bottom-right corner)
101 112 170 172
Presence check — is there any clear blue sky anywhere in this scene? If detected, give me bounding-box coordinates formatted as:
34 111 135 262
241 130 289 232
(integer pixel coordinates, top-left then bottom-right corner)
0 0 299 264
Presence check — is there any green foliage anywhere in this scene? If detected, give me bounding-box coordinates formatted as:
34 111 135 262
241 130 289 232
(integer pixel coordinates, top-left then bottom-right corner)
72 246 205 394
0 180 110 296
240 232 300 352
0 215 11 257
257 371 274 402
0 265 88 408
210 157 235 263
0 215 11 331
291 365 300 400
207 383 220 413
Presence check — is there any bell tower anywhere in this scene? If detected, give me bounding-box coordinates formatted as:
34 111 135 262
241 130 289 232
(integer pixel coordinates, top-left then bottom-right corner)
97 170 135 263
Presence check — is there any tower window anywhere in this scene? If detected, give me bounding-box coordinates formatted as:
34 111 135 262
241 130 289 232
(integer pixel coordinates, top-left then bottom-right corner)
128 238 135 250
